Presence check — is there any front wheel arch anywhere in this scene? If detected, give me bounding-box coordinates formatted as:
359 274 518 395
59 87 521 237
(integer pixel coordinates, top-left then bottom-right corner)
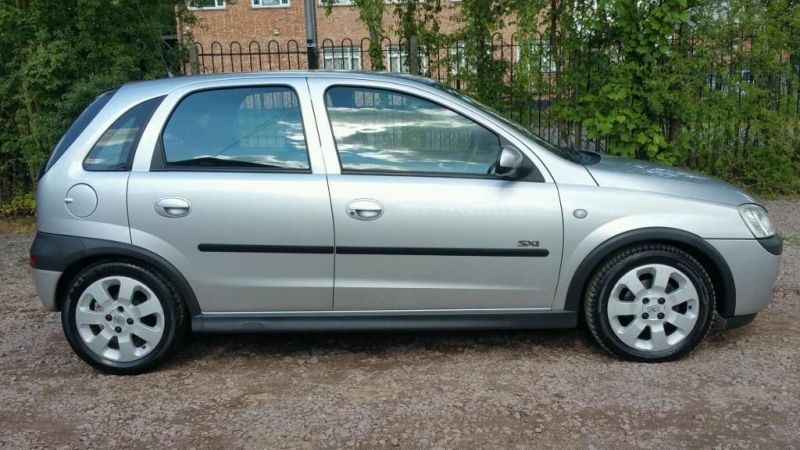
564 227 736 318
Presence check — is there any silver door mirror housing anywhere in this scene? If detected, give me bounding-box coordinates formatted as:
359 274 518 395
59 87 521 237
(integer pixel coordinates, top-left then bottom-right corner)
494 146 530 179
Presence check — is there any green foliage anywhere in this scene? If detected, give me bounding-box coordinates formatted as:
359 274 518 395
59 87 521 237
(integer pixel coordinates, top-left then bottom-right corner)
322 0 387 69
321 0 444 74
0 0 192 203
0 192 35 217
498 0 799 195
0 0 797 213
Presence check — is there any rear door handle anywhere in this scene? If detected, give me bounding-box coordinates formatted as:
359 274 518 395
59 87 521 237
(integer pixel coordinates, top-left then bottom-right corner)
155 197 191 218
346 199 383 221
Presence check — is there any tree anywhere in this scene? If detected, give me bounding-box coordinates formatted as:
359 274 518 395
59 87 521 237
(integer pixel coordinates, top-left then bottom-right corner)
321 0 387 70
0 0 194 202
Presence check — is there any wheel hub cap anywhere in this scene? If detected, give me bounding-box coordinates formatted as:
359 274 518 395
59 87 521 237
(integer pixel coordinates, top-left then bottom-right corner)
642 303 663 316
606 263 700 352
74 276 165 362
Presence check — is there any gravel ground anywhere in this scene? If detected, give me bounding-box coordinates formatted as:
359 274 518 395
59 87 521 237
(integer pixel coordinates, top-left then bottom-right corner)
1 200 798 449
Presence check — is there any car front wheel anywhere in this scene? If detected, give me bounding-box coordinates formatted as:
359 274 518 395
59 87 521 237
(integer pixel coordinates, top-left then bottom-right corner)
584 244 716 362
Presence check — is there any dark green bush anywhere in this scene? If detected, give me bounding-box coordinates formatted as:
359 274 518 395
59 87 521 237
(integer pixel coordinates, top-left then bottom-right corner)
0 192 36 217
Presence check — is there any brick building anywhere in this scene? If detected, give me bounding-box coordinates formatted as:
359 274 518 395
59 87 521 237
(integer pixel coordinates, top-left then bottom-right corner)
181 0 517 75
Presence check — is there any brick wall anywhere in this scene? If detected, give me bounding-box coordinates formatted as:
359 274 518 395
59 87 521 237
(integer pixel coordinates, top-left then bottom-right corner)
182 1 518 74
184 1 515 51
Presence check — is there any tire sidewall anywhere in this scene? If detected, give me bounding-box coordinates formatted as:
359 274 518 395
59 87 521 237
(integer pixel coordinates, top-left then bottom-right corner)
593 250 714 361
62 262 181 374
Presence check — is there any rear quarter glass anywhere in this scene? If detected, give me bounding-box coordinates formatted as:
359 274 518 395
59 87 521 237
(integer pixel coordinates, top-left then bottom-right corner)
42 89 118 176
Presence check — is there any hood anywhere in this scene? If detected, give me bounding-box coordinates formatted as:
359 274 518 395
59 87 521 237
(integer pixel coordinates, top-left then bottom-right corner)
585 155 758 206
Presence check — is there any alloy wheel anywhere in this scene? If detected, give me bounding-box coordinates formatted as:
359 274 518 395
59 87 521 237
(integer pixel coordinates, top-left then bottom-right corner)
606 263 700 352
73 276 165 362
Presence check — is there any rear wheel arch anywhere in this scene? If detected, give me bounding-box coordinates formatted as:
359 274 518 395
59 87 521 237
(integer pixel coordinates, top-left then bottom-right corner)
48 237 201 316
564 227 736 318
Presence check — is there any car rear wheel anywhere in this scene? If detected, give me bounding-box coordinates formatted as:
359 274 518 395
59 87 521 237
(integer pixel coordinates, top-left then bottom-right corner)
61 261 186 374
584 244 716 362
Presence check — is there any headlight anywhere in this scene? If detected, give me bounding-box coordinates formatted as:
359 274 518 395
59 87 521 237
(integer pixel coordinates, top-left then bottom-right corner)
738 204 776 238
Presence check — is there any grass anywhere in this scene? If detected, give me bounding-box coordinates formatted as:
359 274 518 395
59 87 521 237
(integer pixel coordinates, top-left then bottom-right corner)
0 217 36 234
784 235 800 246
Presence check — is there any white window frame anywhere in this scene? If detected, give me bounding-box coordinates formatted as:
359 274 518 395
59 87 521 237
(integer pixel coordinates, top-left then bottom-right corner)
188 0 226 10
252 0 289 7
513 39 556 73
322 46 362 70
449 41 467 76
321 0 354 5
385 44 428 75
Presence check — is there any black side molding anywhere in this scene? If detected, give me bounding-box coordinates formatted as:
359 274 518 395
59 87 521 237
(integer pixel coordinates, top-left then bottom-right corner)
564 227 737 317
198 244 333 254
757 235 783 255
30 232 202 316
336 247 549 257
193 311 577 333
197 244 550 257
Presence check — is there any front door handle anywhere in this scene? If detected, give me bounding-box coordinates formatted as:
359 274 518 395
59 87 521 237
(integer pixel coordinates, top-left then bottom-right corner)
155 197 191 218
346 199 383 221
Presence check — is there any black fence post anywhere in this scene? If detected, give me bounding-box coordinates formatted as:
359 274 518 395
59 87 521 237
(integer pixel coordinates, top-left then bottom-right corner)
307 41 318 69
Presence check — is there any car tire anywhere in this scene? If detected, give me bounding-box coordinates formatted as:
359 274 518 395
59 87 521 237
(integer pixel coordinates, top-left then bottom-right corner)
584 243 716 362
61 260 187 374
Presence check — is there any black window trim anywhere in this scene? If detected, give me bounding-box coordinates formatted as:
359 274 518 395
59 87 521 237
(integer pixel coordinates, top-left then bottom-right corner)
83 95 166 172
43 89 118 177
323 84 545 183
150 84 312 174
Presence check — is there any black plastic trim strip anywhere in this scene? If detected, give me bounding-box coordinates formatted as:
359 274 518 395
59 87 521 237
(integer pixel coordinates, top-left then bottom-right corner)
192 311 577 333
30 232 202 316
198 244 334 254
564 227 737 317
724 313 757 330
197 244 549 257
756 234 783 255
336 247 549 257
338 168 544 183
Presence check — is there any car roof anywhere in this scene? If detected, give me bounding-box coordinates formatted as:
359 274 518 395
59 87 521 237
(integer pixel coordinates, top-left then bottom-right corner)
121 71 440 97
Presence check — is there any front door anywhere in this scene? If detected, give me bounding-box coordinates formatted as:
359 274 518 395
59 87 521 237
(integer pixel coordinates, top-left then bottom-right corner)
128 81 334 313
312 82 563 311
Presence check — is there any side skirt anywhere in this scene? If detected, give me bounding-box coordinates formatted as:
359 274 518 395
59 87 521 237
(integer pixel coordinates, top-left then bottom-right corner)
192 310 578 333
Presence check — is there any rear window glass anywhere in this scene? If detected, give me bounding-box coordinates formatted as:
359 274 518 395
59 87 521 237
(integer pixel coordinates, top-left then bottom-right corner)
161 86 309 170
84 96 164 171
44 90 117 173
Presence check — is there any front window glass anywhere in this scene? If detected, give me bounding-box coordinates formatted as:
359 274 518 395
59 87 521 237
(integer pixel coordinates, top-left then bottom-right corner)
162 86 309 170
431 83 589 163
325 86 501 175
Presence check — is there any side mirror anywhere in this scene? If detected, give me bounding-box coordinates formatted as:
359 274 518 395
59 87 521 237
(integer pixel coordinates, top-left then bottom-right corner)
494 146 530 179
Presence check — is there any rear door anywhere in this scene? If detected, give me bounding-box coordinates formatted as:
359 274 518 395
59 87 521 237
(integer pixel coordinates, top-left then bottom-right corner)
309 79 564 311
128 78 334 313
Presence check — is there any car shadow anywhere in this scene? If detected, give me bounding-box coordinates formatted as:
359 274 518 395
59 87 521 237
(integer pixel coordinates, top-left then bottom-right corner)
165 326 600 369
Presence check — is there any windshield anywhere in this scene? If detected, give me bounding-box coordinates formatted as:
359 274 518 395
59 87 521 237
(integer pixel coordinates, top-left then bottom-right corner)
433 83 599 165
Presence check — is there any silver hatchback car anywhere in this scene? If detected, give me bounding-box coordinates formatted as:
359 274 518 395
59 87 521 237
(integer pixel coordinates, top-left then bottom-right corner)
30 72 782 374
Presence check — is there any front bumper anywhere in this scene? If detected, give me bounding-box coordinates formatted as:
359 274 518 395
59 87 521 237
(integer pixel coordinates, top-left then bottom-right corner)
707 237 782 317
31 268 61 311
